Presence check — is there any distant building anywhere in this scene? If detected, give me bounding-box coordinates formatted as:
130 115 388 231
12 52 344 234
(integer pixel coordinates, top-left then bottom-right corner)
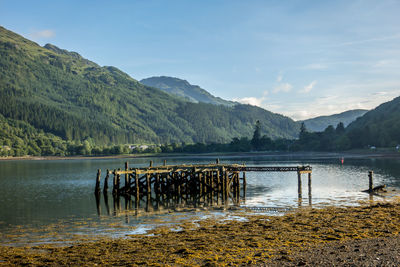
370 146 376 150
396 145 400 150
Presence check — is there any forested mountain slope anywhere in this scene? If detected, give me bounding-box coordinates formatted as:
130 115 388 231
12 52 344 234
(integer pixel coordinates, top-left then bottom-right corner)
140 76 235 106
301 109 368 132
0 26 300 147
346 97 400 147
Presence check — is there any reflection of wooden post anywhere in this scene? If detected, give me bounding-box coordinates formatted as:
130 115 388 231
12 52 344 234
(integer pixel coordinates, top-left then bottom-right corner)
95 169 101 193
95 190 101 215
369 171 374 192
103 190 110 215
216 158 219 164
150 161 153 167
164 160 167 166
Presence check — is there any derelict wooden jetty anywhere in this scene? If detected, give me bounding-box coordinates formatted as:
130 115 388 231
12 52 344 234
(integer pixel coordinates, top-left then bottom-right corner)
94 160 312 211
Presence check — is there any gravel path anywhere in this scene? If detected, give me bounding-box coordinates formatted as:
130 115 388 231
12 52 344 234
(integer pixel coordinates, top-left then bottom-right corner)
270 236 400 266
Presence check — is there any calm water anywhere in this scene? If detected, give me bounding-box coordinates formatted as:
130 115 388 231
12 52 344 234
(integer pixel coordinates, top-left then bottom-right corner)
1 154 400 244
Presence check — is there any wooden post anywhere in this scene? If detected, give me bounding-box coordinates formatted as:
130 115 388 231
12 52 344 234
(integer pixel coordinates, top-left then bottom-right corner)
125 162 129 188
369 171 373 192
308 172 312 206
112 172 117 196
199 172 203 201
103 169 109 192
243 171 247 199
95 169 101 193
297 170 302 199
216 158 220 164
164 160 167 166
116 169 121 195
177 172 181 204
149 161 153 167
135 171 139 210
146 173 151 212
210 171 214 205
225 171 229 204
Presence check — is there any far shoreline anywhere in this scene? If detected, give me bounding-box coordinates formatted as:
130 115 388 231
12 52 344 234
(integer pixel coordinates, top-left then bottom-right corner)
1 149 399 162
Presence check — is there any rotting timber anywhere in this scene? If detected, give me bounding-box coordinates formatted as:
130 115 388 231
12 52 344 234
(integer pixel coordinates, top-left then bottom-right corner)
94 160 312 212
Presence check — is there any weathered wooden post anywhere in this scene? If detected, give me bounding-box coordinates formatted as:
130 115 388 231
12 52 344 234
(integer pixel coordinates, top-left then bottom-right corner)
95 169 101 194
308 172 312 206
221 167 226 203
135 171 139 210
297 169 302 199
164 160 167 166
103 169 109 192
243 171 247 200
369 171 374 192
149 161 153 167
125 162 129 189
216 158 220 164
116 168 121 195
112 172 118 196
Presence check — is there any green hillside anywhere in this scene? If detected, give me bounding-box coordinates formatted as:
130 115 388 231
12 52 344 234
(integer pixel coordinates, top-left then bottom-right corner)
346 97 400 148
0 26 300 155
302 109 368 132
140 76 235 106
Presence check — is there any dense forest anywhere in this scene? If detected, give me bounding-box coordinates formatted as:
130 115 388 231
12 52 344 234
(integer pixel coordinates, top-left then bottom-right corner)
0 26 301 157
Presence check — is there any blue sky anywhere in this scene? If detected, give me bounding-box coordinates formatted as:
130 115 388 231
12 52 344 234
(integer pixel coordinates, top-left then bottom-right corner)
1 0 400 120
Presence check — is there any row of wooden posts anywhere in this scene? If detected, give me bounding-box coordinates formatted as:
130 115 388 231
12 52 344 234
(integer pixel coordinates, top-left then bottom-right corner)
95 160 246 210
94 160 314 212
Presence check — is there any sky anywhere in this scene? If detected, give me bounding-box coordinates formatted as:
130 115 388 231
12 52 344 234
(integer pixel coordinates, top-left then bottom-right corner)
1 0 400 120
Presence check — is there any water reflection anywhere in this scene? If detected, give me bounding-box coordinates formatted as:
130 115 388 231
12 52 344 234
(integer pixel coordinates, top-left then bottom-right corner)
94 186 244 217
1 155 400 243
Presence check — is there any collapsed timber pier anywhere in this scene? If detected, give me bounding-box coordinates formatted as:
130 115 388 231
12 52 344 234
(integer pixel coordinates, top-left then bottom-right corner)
94 160 312 212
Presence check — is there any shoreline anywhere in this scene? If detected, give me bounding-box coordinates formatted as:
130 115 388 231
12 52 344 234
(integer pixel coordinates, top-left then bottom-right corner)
1 150 399 162
1 200 400 265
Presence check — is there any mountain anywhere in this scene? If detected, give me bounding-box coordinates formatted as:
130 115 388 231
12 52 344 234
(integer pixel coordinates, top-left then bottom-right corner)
301 109 368 132
140 76 235 106
0 26 300 155
346 97 400 148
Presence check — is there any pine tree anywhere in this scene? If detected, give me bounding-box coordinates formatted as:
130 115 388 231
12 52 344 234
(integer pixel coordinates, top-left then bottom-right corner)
251 120 261 150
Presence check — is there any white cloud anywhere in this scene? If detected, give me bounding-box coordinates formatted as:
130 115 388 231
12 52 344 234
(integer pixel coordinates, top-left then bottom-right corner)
233 90 269 107
273 82 292 93
233 97 263 107
276 74 283 82
30 29 56 40
299 81 317 93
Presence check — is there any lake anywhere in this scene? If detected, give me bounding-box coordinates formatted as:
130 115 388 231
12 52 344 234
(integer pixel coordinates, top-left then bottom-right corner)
1 154 400 245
